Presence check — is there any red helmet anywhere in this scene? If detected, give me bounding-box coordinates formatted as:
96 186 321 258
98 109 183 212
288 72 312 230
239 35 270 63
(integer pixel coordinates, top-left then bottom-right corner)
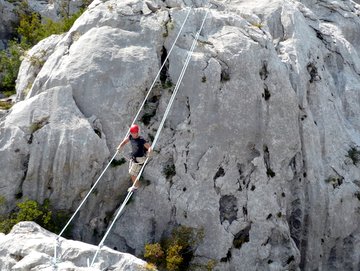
129 124 139 134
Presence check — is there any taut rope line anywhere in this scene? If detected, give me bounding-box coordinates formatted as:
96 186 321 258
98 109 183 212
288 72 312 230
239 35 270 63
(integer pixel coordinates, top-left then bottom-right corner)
89 7 210 267
52 7 193 268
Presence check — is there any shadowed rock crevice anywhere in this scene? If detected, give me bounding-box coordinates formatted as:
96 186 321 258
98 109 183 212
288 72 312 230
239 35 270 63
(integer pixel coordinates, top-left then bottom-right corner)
263 145 275 178
233 224 251 249
140 92 160 126
220 249 232 262
307 62 321 83
219 195 238 224
160 46 169 85
15 153 30 199
259 61 269 80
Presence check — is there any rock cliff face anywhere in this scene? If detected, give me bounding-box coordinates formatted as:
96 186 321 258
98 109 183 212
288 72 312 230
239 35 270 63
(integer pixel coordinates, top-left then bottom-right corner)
1 0 360 270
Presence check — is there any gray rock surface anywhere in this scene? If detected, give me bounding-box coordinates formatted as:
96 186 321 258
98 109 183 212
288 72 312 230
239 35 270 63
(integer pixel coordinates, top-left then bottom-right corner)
0 221 147 270
0 0 18 49
1 0 360 270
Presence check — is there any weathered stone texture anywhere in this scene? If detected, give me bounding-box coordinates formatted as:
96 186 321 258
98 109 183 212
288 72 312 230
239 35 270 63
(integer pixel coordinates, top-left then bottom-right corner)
1 0 360 270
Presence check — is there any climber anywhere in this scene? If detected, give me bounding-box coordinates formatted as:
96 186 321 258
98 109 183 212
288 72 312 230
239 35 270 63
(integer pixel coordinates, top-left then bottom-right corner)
117 124 152 192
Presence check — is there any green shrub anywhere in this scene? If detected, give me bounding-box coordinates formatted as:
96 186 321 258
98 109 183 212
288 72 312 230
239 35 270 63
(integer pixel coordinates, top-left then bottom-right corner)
0 100 13 110
144 226 204 271
30 117 49 133
143 262 157 271
0 198 71 235
144 243 165 265
0 40 28 93
166 244 183 271
17 9 85 46
0 3 87 95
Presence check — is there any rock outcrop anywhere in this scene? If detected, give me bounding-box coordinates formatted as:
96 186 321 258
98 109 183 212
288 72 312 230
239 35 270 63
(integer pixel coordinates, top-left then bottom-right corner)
0 221 147 270
1 0 360 270
0 0 87 49
0 0 18 49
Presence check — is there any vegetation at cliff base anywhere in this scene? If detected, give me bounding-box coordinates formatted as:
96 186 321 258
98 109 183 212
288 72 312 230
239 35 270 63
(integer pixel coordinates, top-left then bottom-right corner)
143 225 211 271
0 198 71 236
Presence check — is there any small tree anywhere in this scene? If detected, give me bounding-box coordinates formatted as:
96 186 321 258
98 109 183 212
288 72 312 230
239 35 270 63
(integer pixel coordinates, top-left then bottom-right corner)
166 244 183 271
143 226 204 271
144 243 165 265
0 198 70 235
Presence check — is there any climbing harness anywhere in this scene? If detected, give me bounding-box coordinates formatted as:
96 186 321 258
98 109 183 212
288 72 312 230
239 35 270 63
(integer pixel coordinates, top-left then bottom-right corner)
89 7 210 267
52 7 193 269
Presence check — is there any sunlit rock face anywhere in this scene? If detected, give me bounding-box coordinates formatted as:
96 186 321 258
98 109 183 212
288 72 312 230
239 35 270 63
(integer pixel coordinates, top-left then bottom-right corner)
1 0 360 270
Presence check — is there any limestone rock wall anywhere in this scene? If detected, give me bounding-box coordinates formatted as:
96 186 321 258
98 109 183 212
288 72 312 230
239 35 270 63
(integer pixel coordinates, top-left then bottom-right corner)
0 0 360 270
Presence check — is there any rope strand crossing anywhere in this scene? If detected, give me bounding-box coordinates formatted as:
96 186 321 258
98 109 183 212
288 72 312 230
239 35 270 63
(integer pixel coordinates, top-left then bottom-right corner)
89 7 210 267
52 7 193 268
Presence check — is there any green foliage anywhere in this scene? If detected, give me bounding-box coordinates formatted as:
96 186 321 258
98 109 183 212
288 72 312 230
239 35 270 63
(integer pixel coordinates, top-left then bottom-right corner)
143 262 158 271
251 22 264 29
0 100 13 110
162 80 173 89
0 198 71 235
17 9 84 46
0 2 87 95
170 226 205 250
30 117 49 133
0 40 28 93
166 244 183 271
144 243 165 265
144 226 204 271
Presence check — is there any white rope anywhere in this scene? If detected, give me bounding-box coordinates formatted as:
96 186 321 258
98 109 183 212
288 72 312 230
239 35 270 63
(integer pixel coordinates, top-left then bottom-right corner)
123 6 193 140
89 7 210 267
53 7 192 267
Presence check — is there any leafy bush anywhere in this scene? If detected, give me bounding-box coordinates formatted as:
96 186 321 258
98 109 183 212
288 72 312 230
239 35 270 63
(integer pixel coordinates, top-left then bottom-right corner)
0 2 87 96
144 226 204 271
0 198 71 235
0 40 28 93
144 243 165 265
166 244 183 271
17 9 84 46
0 100 13 110
143 262 157 271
